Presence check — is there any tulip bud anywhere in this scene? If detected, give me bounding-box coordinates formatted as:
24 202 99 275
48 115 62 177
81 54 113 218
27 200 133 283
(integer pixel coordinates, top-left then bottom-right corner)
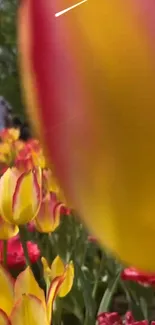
0 168 42 225
18 0 155 270
35 193 63 233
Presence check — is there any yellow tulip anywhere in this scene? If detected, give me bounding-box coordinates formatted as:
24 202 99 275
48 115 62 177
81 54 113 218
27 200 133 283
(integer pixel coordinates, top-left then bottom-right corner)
0 167 42 225
18 0 155 270
0 263 73 324
0 216 18 240
42 256 74 323
35 193 64 233
42 256 74 297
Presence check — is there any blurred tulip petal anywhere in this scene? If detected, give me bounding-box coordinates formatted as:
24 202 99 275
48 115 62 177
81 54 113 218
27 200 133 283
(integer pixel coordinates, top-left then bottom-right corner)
0 309 11 325
14 267 45 306
18 0 155 269
0 265 14 315
10 294 48 325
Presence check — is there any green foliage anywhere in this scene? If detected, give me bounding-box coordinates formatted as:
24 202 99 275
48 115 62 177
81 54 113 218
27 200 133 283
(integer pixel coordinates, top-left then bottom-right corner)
0 0 23 114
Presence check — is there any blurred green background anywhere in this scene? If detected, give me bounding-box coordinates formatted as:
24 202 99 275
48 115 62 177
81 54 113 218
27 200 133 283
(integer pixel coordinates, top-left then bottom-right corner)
0 0 23 115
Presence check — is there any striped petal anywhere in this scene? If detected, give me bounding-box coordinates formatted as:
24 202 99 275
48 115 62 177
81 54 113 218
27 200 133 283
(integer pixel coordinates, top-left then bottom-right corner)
0 265 14 315
46 276 64 324
18 0 155 271
12 168 42 224
0 309 11 325
10 294 48 325
14 267 45 306
35 194 62 233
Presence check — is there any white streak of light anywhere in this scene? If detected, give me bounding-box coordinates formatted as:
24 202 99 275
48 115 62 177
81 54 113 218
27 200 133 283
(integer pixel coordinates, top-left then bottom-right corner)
55 0 87 17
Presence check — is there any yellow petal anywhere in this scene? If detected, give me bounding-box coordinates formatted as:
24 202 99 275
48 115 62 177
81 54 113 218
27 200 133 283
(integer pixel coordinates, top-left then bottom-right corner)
12 168 42 224
50 256 65 279
10 294 48 325
35 194 62 233
46 276 64 324
0 309 11 325
41 257 51 279
0 168 17 223
0 216 18 240
58 261 74 297
0 265 14 315
14 267 45 307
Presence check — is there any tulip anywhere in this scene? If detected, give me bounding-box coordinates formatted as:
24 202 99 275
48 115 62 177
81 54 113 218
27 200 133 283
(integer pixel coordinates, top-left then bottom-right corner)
0 235 40 269
0 216 18 240
42 255 74 297
121 267 155 286
0 167 42 225
0 258 74 324
0 128 20 143
42 255 74 323
18 0 155 270
35 192 64 233
15 139 45 172
97 312 150 325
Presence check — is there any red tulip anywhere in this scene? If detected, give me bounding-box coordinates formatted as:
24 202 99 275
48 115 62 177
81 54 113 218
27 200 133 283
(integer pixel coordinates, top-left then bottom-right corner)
121 267 155 286
0 235 40 269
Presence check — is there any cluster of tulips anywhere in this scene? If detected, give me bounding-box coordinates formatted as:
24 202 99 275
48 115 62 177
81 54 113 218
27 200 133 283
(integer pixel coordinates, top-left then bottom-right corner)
0 127 74 324
1 127 155 324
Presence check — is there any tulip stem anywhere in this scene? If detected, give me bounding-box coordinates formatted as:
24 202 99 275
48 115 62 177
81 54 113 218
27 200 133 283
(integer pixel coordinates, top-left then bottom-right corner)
19 225 31 267
3 240 7 268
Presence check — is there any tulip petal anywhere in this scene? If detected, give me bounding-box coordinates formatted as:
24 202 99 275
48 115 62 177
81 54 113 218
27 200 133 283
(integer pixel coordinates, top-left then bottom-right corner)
12 168 41 224
18 0 155 271
10 294 48 325
58 261 74 297
0 265 14 315
0 216 18 240
35 194 62 233
0 169 17 223
0 309 11 325
46 276 64 324
50 256 65 279
14 267 45 306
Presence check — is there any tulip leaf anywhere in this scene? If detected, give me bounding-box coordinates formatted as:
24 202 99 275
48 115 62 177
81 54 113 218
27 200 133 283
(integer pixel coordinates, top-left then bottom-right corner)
98 271 121 314
75 263 96 322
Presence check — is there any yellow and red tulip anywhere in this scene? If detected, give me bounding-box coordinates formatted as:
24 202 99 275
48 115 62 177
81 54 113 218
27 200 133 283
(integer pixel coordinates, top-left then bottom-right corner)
18 0 155 270
35 192 64 233
0 167 42 225
15 139 46 172
0 257 74 324
42 255 74 323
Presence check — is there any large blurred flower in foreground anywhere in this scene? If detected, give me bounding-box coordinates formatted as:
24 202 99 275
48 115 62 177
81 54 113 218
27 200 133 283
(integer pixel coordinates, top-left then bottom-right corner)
0 235 40 269
0 167 42 225
18 0 155 270
121 267 155 286
0 256 74 324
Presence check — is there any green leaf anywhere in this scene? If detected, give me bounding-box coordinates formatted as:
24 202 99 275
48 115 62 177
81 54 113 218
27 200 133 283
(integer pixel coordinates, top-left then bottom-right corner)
98 271 121 313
